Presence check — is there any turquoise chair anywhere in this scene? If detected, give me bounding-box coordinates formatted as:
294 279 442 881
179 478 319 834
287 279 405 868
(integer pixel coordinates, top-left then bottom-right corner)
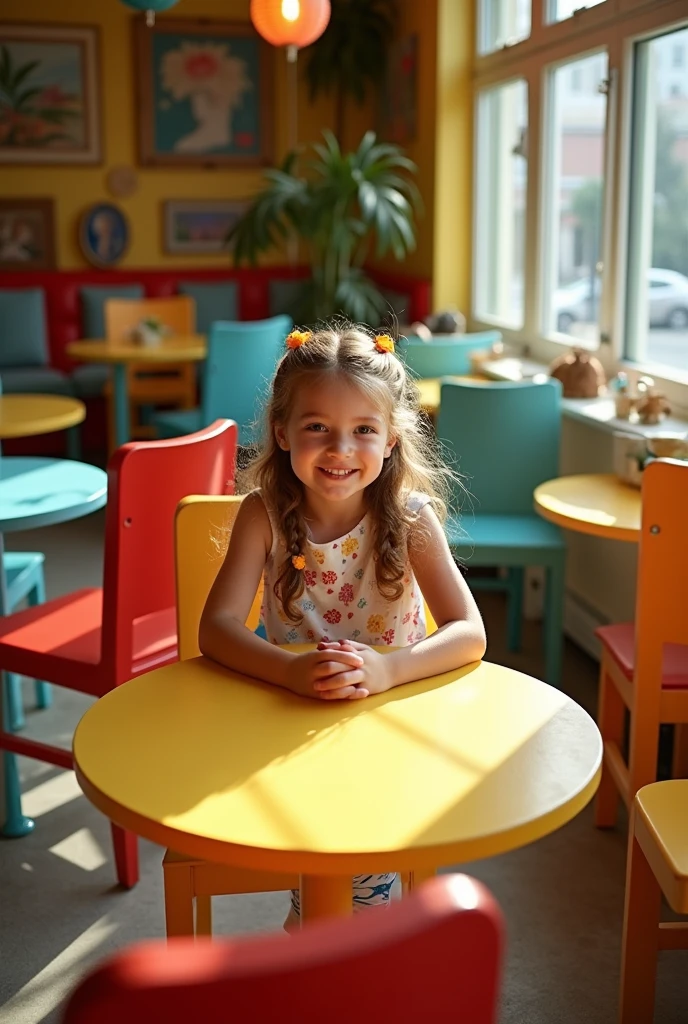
153 316 292 446
397 330 502 378
436 378 566 688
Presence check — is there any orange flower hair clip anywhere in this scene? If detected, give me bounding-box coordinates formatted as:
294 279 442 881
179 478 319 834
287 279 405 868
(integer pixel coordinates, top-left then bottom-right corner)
374 333 395 354
292 554 306 570
286 330 312 350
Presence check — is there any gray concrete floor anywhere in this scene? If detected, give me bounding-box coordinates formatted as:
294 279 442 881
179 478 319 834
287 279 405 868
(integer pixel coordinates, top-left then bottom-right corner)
1 510 686 1023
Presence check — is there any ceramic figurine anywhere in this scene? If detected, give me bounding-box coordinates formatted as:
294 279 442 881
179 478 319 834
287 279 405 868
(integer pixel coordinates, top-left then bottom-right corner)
548 347 606 398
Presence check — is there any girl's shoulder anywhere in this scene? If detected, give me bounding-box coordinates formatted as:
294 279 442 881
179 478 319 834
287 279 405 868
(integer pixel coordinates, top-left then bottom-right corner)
238 489 274 553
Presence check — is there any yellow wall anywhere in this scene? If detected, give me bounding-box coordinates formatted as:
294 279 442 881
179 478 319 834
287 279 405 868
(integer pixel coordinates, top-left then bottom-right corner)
1 0 473 301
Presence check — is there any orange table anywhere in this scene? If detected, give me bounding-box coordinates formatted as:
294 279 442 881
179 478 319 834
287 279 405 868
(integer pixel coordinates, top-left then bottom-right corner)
534 474 641 543
74 653 601 923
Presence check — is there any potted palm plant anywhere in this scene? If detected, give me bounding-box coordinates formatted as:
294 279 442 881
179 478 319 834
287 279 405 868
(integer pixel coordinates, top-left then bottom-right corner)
229 130 420 325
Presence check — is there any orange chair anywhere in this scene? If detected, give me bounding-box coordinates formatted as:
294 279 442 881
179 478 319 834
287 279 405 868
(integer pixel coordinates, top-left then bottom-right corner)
0 421 238 890
594 459 688 830
619 780 688 1024
163 495 438 938
104 297 198 451
62 873 506 1024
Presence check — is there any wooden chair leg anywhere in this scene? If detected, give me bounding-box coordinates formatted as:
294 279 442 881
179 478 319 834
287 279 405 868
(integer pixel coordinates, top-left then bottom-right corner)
405 867 437 891
195 894 212 937
163 859 196 938
506 567 523 653
110 823 138 889
671 724 688 779
595 658 626 829
619 819 662 1024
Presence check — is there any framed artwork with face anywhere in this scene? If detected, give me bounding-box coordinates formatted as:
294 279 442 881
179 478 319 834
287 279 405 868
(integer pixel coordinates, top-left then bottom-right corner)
0 198 56 270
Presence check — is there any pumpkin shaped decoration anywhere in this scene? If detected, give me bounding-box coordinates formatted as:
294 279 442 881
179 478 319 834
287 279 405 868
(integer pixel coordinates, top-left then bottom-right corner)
548 347 606 398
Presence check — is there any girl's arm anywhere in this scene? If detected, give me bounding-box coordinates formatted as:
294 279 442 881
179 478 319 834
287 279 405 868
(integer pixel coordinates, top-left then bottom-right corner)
199 492 365 697
386 503 487 686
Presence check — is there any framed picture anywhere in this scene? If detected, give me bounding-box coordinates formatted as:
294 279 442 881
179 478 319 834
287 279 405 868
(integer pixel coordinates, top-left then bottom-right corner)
380 34 418 145
78 202 130 268
0 198 55 270
134 17 273 168
0 23 101 164
163 199 249 255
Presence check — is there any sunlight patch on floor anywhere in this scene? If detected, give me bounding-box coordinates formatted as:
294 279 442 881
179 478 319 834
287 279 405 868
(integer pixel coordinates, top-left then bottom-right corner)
49 828 108 871
0 914 117 1024
21 770 83 819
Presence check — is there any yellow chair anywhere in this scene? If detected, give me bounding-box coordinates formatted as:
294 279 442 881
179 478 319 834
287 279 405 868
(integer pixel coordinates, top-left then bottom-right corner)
594 460 688 830
104 297 198 452
619 780 688 1023
165 494 436 938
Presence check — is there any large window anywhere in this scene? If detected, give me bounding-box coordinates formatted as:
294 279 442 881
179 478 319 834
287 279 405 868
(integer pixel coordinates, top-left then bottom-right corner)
474 80 528 327
479 0 531 55
626 27 688 376
549 0 606 23
543 52 608 343
474 0 688 410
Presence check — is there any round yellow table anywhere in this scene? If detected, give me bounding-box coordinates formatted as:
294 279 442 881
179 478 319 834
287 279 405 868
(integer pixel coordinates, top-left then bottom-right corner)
534 473 641 543
74 654 601 922
0 394 85 440
67 336 206 448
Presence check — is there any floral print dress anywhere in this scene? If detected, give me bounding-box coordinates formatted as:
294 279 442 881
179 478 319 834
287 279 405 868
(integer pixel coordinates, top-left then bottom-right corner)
259 491 430 921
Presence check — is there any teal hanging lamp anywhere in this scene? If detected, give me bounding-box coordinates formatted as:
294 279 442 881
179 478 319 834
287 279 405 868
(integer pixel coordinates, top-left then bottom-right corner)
119 0 182 28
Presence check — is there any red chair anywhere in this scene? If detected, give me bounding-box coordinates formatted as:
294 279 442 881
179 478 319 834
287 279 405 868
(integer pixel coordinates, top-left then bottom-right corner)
0 419 237 889
62 873 505 1024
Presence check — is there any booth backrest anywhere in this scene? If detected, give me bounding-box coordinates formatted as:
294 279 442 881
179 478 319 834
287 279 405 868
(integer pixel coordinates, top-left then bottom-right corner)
0 266 431 373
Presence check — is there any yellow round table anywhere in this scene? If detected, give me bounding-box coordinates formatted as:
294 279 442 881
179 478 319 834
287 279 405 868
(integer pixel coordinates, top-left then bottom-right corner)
67 336 206 448
74 654 601 922
534 473 641 543
0 394 85 440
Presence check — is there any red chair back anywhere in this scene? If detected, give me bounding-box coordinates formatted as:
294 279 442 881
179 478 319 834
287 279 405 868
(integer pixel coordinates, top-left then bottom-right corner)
101 419 237 688
62 874 504 1024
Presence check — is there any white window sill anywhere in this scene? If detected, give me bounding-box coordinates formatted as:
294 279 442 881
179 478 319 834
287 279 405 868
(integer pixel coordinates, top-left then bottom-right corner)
481 359 688 438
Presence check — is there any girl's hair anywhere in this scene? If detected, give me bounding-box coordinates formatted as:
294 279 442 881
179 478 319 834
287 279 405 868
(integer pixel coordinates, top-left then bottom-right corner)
245 322 456 622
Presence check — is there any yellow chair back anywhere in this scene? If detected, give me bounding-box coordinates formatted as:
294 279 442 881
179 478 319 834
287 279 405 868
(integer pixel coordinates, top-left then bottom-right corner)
105 296 196 341
175 496 263 661
174 494 436 662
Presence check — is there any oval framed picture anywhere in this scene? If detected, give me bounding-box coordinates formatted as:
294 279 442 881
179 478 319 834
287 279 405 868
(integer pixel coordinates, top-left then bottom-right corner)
79 202 130 268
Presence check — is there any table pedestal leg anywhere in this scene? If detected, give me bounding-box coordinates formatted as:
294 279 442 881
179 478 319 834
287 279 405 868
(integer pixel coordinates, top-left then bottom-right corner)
113 363 131 449
0 533 35 838
300 874 353 924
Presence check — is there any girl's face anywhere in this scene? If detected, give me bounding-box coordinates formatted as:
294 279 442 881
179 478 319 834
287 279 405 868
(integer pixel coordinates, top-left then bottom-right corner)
275 373 396 506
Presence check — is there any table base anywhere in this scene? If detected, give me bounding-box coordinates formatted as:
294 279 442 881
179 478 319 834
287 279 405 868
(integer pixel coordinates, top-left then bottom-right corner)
300 874 354 923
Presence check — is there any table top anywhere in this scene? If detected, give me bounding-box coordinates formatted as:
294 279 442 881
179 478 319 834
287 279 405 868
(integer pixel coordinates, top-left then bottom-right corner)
74 654 602 875
0 457 107 533
0 394 85 440
534 473 641 542
67 336 206 364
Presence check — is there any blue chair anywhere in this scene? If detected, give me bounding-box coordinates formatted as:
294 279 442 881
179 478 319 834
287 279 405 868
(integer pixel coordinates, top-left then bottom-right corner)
3 554 51 730
152 316 292 446
436 378 566 688
397 331 502 378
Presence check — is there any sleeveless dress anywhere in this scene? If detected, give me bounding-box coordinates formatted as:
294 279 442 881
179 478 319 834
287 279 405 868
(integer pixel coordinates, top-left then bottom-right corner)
258 490 430 919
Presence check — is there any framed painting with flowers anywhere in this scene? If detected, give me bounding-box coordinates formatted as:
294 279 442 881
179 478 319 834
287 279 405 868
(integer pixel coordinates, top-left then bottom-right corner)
0 23 101 164
133 17 272 167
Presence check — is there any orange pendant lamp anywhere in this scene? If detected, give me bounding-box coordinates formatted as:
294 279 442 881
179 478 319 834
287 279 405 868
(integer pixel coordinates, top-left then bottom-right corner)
250 0 331 56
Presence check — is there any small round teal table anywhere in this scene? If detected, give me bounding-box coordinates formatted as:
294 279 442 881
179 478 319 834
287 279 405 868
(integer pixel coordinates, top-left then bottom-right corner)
0 456 107 837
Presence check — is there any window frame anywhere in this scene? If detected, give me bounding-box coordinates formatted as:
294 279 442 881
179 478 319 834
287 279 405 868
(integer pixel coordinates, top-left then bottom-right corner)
472 0 688 413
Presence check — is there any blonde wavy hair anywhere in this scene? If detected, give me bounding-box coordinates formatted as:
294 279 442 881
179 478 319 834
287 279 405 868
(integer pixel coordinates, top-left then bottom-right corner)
245 323 456 623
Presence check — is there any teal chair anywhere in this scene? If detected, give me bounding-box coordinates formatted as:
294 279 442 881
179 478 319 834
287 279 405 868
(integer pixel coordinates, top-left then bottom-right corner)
397 331 502 378
153 316 292 446
437 378 566 688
